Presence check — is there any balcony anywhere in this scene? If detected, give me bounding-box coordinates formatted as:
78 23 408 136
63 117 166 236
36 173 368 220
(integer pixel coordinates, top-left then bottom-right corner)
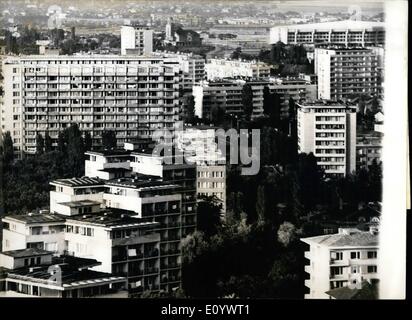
144 267 159 275
304 251 311 260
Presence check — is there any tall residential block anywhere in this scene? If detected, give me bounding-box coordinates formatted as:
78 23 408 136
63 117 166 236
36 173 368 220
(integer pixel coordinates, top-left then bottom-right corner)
121 26 154 56
1 55 181 155
297 101 357 177
315 47 382 100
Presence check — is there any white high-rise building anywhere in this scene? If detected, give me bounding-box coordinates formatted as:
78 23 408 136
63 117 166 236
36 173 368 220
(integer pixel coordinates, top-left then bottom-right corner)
315 47 382 100
1 55 181 155
297 101 357 178
301 227 379 299
121 26 154 56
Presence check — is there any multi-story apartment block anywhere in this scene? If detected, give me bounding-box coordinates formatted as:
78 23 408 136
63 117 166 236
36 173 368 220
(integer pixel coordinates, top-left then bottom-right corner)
175 125 226 214
301 227 379 299
315 47 382 100
356 131 383 170
2 213 67 253
48 174 183 293
153 51 205 91
0 248 127 298
205 59 271 80
193 78 317 120
1 55 181 155
130 149 197 237
269 20 385 47
121 26 153 56
297 101 357 177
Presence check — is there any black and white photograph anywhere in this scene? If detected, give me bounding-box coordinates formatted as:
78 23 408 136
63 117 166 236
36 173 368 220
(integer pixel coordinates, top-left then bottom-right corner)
0 0 408 310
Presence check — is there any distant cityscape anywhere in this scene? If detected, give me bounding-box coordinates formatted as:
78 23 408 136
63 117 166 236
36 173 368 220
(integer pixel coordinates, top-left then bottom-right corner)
0 0 385 299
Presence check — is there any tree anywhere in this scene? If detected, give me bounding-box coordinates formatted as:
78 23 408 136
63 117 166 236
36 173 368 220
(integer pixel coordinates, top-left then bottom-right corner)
241 84 253 121
1 131 14 165
102 130 117 150
66 124 85 177
45 132 53 153
197 196 222 237
36 133 45 154
277 221 300 247
84 131 93 152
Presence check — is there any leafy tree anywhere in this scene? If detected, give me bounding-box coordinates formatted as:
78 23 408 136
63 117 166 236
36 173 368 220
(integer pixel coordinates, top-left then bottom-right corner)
66 124 85 177
84 131 93 152
45 132 53 153
102 130 117 150
241 84 253 121
1 131 14 165
36 133 45 154
197 195 222 237
277 221 300 247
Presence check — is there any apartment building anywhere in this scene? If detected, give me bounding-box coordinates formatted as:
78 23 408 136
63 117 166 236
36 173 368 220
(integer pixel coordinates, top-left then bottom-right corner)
205 59 271 80
301 227 379 299
1 209 164 295
0 249 127 298
1 55 181 155
48 173 183 293
2 213 67 253
269 20 385 47
315 47 382 100
85 149 133 180
175 125 226 213
297 101 357 177
356 131 383 170
130 149 197 237
121 26 153 56
193 78 317 120
153 51 205 90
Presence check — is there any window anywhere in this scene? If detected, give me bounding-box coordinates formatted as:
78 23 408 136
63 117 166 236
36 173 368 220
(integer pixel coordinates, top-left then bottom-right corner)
367 251 377 259
350 251 360 259
368 265 377 273
330 251 343 260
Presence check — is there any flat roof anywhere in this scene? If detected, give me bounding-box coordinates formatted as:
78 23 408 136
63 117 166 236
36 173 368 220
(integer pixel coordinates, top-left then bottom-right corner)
58 200 102 208
51 177 104 188
1 248 52 258
85 149 131 157
65 212 159 228
7 267 125 289
273 20 385 31
297 100 356 107
3 213 66 224
106 178 179 190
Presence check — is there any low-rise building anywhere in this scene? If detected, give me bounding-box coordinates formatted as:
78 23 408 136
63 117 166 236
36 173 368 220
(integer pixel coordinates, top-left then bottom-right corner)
0 249 127 298
269 20 385 47
301 227 379 299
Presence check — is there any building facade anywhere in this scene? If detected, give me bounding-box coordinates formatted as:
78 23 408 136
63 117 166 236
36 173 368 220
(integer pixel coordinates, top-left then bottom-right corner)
297 101 357 177
120 26 153 56
316 47 382 100
193 78 317 120
205 59 271 80
1 55 181 154
356 131 383 170
269 20 385 47
301 228 379 299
